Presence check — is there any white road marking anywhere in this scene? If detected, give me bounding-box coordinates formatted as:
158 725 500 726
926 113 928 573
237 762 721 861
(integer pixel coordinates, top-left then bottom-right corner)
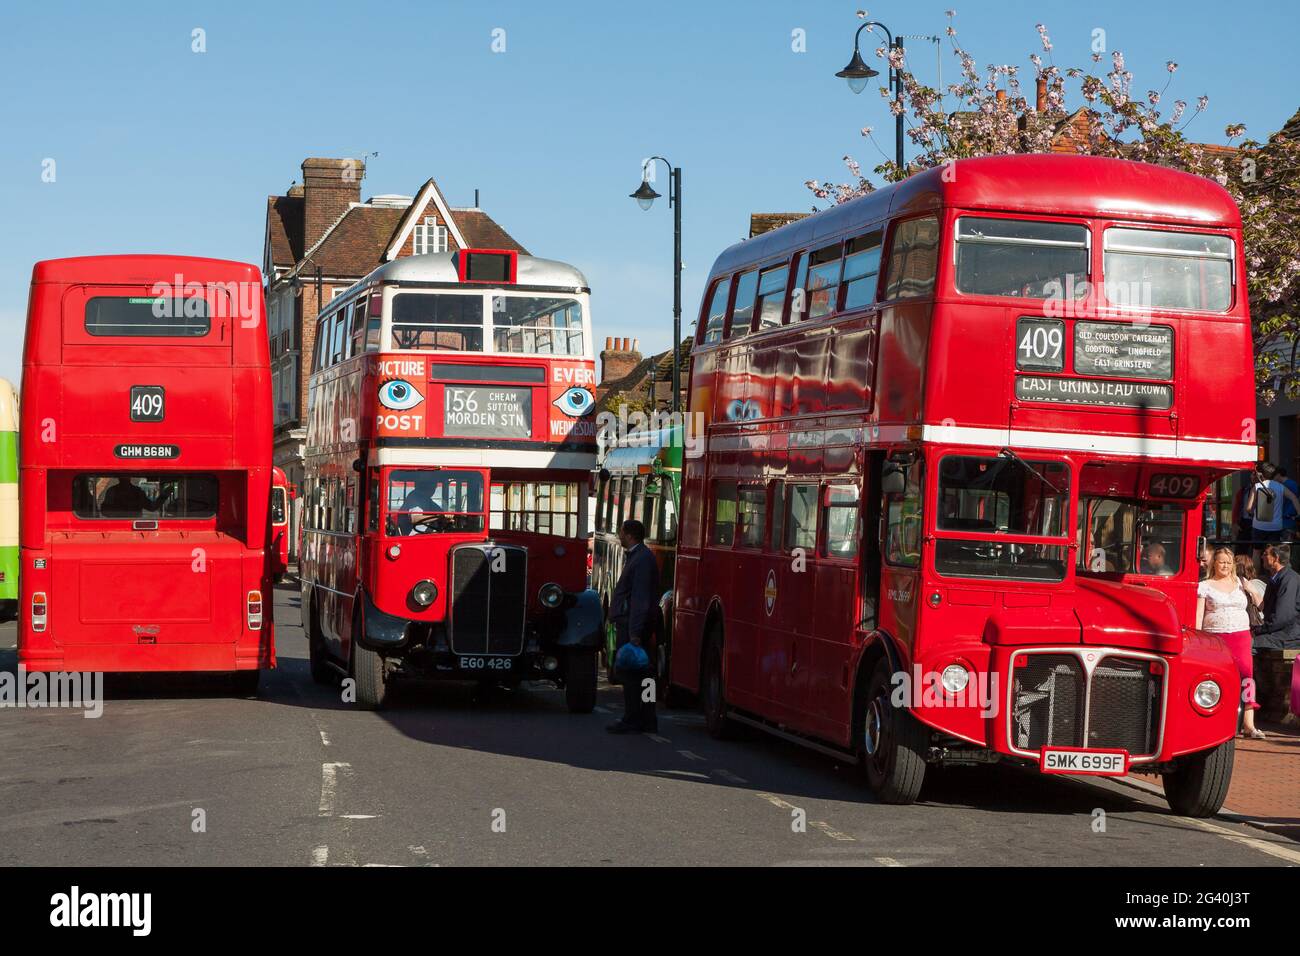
678 749 706 761
311 846 329 866
646 734 671 744
810 820 856 842
408 845 428 858
874 856 904 866
318 761 351 817
1180 815 1300 865
756 793 855 841
340 814 377 820
319 730 331 746
593 705 612 714
713 769 749 784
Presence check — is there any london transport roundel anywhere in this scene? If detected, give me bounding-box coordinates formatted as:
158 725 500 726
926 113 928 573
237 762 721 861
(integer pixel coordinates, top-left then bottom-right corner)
764 569 777 617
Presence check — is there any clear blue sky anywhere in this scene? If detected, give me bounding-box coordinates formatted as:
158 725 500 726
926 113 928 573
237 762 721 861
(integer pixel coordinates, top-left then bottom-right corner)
0 0 1294 386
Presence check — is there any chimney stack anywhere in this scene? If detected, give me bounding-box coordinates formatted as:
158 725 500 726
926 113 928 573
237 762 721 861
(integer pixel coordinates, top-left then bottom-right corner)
301 157 365 253
995 89 1007 111
1036 78 1047 112
598 336 644 392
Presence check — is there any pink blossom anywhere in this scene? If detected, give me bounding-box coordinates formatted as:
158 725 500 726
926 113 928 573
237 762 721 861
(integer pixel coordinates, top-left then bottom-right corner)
1166 60 1178 73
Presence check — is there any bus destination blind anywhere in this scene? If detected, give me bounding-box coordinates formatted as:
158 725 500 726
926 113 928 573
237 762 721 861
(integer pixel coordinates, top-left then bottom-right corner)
443 385 531 439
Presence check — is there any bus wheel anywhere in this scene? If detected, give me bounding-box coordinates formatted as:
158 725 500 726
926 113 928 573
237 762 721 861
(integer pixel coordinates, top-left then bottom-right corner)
307 596 333 685
565 649 597 714
860 659 927 804
1162 738 1234 817
230 669 260 698
701 628 736 739
352 613 390 710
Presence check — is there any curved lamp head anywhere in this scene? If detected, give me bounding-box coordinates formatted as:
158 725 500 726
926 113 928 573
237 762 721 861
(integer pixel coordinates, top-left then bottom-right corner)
836 48 879 95
630 179 662 211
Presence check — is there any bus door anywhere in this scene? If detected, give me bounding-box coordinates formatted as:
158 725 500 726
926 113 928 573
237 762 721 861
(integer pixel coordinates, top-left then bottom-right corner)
876 453 923 660
772 479 819 721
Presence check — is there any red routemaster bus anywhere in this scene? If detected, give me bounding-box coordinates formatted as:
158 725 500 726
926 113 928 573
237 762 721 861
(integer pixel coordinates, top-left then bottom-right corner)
19 256 276 691
299 248 602 709
671 155 1253 816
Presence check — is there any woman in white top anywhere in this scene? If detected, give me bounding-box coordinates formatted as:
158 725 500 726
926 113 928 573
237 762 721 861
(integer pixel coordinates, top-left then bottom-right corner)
1196 547 1264 738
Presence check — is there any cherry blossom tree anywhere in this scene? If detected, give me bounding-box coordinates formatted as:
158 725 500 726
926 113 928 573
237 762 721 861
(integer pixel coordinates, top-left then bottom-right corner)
808 11 1300 398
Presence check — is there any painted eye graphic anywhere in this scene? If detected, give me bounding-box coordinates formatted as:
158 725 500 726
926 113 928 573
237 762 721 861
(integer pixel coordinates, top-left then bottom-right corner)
378 379 424 411
725 399 745 421
552 387 595 417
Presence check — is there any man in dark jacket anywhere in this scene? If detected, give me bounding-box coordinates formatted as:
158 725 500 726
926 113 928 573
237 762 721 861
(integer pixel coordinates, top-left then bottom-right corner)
1253 544 1300 650
607 519 660 734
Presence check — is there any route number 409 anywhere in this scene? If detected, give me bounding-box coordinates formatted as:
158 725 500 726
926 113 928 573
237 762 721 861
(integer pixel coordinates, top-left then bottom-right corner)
1019 324 1063 362
129 386 165 422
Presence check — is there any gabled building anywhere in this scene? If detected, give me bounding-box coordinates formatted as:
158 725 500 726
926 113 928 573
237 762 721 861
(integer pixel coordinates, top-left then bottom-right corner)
262 158 527 496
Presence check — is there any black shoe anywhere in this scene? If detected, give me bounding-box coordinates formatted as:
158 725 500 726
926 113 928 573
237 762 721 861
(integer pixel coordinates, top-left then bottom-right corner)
606 721 641 735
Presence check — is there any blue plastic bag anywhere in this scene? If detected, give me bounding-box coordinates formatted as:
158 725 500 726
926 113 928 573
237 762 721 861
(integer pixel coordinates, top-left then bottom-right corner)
614 641 650 673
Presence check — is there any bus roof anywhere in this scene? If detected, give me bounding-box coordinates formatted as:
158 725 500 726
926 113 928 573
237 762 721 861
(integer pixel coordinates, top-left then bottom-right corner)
31 255 261 285
710 154 1240 277
601 426 684 472
352 252 590 292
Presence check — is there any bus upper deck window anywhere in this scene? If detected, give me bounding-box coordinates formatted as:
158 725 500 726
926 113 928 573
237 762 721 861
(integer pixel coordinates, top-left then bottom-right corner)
1103 227 1233 312
727 270 759 338
85 296 210 337
700 279 729 345
390 293 484 352
954 217 1089 299
805 245 842 320
755 264 788 331
884 216 940 300
491 296 585 355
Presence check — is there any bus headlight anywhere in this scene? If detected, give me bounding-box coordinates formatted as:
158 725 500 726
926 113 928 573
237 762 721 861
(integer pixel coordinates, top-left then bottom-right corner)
411 580 438 607
1193 679 1221 710
538 583 564 609
940 664 970 695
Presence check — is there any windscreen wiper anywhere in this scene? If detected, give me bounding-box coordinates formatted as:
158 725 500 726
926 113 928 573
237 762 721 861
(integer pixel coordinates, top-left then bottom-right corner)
998 447 1064 495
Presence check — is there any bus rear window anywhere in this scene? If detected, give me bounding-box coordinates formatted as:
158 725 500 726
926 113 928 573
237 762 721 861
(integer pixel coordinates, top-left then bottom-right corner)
954 217 1089 299
1103 227 1233 312
72 474 218 519
85 297 210 337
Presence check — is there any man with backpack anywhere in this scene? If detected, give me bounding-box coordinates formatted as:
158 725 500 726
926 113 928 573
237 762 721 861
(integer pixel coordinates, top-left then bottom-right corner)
1245 463 1300 561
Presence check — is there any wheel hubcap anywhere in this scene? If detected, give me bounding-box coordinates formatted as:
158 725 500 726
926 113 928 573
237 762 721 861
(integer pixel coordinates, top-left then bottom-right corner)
865 695 886 757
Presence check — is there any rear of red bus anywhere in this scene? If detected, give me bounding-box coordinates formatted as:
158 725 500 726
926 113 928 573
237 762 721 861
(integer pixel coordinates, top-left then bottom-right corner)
19 256 275 686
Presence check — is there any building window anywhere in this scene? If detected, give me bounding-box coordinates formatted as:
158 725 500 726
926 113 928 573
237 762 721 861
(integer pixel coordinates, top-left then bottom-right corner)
414 217 449 255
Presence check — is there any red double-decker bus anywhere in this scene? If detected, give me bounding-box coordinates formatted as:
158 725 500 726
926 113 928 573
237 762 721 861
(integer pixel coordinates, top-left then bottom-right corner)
19 256 276 691
671 155 1253 815
298 248 602 709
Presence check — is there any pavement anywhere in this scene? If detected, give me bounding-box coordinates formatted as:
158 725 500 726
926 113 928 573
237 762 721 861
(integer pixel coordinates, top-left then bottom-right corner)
0 580 1295 866
1119 720 1300 844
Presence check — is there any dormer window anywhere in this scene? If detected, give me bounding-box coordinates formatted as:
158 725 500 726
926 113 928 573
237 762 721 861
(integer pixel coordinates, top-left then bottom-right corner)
414 217 449 255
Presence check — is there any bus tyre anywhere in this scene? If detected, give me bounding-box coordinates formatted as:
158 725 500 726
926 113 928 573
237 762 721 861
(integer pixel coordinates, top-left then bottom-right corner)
860 659 927 805
230 669 260 698
565 649 597 714
1162 737 1235 817
307 597 333 686
352 629 390 710
701 628 736 739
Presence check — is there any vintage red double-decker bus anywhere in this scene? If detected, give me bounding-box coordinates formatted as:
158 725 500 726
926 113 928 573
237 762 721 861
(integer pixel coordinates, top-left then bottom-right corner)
670 155 1254 815
298 248 602 709
19 255 276 691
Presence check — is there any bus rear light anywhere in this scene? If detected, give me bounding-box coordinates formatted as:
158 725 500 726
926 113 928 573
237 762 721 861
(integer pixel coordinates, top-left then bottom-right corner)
32 592 47 632
247 590 263 630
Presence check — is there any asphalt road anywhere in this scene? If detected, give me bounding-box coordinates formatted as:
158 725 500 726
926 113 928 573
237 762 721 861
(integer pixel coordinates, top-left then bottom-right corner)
0 581 1293 867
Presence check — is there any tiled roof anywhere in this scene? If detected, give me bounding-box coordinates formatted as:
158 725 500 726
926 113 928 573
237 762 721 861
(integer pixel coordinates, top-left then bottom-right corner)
266 194 304 269
309 206 407 278
456 209 529 255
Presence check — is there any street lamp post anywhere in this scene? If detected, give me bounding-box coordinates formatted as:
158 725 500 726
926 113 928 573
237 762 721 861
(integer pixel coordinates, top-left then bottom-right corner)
836 21 905 172
629 157 682 415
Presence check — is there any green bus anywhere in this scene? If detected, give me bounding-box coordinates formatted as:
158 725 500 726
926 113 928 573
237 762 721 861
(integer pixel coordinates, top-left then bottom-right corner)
0 378 16 619
593 424 682 693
